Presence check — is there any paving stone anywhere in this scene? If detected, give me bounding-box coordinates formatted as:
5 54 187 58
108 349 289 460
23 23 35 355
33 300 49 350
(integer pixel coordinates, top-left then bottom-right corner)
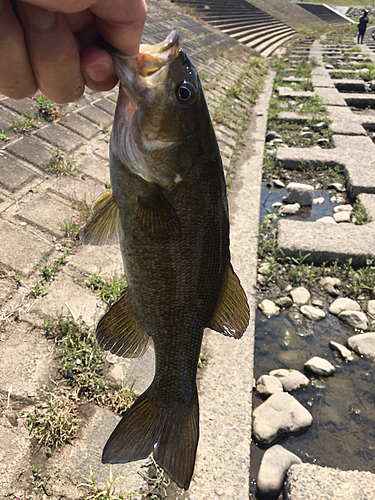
327 105 366 135
0 219 52 274
341 92 375 108
316 87 347 106
15 191 76 238
278 219 375 266
277 111 312 124
65 243 123 278
75 149 110 184
93 98 116 116
58 112 100 140
32 275 106 326
35 122 83 153
0 97 35 115
0 322 55 397
6 135 52 170
78 104 113 125
0 151 42 193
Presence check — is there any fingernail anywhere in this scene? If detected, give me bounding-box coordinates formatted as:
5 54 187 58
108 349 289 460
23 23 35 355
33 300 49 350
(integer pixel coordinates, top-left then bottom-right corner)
85 62 112 82
20 4 56 31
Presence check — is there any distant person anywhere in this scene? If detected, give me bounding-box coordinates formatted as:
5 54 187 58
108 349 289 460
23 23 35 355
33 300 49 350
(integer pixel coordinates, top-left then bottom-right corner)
357 9 369 44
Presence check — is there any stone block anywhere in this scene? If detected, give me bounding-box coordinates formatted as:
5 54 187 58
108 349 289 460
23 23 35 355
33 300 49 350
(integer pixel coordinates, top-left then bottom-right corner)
15 191 76 238
0 219 52 274
0 151 42 193
6 135 52 170
59 112 100 140
75 150 110 184
94 98 116 116
78 104 113 125
32 275 106 326
35 123 83 153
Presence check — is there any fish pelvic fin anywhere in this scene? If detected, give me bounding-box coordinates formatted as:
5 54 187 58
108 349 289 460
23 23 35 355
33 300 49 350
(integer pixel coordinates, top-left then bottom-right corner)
102 385 199 491
137 186 182 243
80 189 120 246
208 261 249 339
96 288 150 357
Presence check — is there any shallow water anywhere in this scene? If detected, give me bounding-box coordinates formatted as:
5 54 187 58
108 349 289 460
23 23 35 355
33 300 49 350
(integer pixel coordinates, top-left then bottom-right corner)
260 182 345 222
251 184 375 498
250 309 375 499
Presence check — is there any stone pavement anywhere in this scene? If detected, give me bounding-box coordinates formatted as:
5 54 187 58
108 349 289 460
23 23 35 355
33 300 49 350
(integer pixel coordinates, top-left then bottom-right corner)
0 1 267 499
275 39 375 266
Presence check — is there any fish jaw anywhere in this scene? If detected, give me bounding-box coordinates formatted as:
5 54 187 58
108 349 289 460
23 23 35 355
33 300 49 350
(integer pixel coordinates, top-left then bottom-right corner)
110 30 202 187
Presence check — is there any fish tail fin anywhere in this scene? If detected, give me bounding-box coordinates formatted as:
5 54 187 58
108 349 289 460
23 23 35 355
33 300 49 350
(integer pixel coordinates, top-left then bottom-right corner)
102 385 199 491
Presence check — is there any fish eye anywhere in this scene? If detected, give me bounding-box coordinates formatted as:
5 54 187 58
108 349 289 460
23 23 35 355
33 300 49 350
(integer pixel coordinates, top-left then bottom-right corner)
176 81 197 105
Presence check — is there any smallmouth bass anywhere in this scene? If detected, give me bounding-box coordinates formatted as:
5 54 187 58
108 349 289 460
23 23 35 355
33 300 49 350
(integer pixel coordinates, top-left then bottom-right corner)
81 30 249 490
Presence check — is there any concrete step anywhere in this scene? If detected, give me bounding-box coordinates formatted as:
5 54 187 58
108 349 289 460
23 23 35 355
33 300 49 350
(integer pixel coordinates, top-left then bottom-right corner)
296 2 353 24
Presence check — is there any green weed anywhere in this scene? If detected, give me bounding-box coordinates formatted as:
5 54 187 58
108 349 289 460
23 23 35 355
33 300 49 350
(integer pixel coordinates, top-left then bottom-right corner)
353 200 372 225
12 112 41 132
33 91 55 116
0 130 11 141
60 189 95 238
12 268 23 288
33 248 69 296
45 149 77 175
86 268 127 306
28 395 77 456
79 466 134 500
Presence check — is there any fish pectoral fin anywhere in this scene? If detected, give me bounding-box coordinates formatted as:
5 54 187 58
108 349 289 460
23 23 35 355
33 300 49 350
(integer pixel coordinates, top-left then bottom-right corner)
137 186 182 243
96 288 150 358
80 189 120 246
208 262 249 339
102 385 199 491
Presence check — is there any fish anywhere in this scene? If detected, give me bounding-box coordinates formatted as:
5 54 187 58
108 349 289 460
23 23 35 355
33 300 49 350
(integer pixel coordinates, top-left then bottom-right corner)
80 30 249 490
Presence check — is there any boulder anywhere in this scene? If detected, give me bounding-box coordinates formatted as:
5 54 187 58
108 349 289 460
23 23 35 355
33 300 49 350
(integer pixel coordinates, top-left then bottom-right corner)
283 182 314 206
257 445 302 497
304 356 335 376
347 332 375 359
300 305 326 320
275 296 293 309
329 341 356 362
338 310 368 331
329 297 361 315
367 300 375 318
278 203 301 215
333 211 351 223
252 393 313 445
289 286 310 305
269 368 310 392
258 299 280 317
255 375 283 397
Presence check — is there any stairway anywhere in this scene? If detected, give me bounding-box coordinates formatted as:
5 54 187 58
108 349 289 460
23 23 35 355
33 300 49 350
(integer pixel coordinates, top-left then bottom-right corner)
175 0 297 57
296 2 353 24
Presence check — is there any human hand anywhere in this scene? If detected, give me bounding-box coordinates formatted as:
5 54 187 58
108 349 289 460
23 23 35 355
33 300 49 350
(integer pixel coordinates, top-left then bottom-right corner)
0 0 147 103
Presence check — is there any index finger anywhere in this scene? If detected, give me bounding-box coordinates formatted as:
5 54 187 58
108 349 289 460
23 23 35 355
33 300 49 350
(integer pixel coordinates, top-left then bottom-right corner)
91 0 147 55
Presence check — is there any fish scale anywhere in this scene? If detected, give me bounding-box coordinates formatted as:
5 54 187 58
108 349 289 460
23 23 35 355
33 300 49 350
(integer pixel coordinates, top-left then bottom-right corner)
81 29 249 490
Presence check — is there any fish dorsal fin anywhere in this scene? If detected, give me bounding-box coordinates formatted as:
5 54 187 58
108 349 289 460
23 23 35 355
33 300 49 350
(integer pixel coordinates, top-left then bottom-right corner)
96 288 150 358
137 186 182 243
80 189 120 246
208 262 249 339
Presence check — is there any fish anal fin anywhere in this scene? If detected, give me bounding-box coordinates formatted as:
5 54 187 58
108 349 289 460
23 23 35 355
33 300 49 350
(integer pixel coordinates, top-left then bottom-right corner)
137 186 182 243
208 262 249 339
96 288 150 358
102 385 199 491
80 189 120 246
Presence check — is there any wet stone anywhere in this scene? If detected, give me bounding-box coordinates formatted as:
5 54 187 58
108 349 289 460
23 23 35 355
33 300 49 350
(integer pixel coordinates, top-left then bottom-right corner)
304 356 335 376
329 297 361 315
289 286 311 305
275 296 293 309
347 332 375 359
283 182 314 206
269 368 310 392
329 341 356 362
252 392 313 445
300 305 326 320
338 310 368 331
278 202 301 215
255 375 283 397
258 299 280 317
257 445 302 498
